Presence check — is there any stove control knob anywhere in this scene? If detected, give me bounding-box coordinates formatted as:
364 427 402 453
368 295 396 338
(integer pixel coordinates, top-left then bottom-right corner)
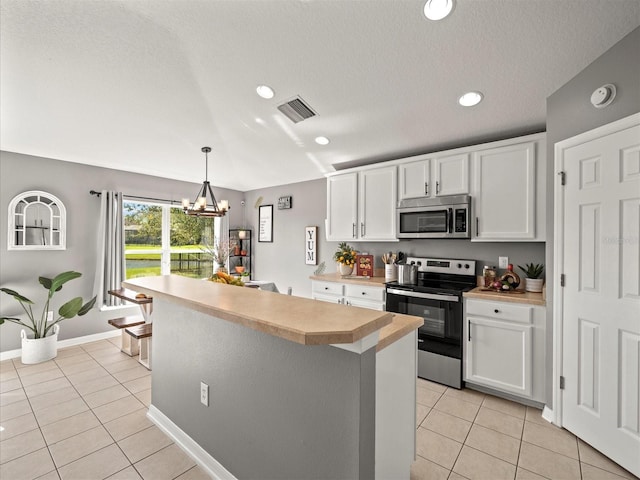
457 263 462 269
464 264 470 269
417 261 422 266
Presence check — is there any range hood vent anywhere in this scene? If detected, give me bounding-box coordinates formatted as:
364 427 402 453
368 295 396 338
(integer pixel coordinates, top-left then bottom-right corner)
277 97 316 123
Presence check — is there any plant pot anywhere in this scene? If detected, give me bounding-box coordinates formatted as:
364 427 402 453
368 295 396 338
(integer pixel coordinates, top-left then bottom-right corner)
525 278 544 293
339 263 354 276
21 324 59 364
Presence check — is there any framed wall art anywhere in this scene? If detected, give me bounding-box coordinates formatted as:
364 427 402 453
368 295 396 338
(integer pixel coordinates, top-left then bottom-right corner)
258 204 273 242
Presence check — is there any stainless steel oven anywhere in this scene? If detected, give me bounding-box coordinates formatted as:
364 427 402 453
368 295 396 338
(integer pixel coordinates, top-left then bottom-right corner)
386 257 476 389
397 195 471 239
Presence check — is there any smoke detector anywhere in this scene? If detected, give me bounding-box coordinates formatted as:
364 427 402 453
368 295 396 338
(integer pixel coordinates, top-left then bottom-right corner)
590 84 616 109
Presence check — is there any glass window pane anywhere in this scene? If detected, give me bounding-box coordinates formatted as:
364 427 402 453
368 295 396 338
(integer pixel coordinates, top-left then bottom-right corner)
124 202 162 247
125 256 161 279
124 201 163 279
169 208 216 279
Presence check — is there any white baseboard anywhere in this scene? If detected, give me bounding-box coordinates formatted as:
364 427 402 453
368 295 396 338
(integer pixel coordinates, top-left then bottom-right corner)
0 330 120 361
147 405 237 480
542 405 555 425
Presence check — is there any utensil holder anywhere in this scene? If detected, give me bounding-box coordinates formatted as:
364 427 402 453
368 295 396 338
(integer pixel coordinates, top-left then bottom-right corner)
385 264 397 282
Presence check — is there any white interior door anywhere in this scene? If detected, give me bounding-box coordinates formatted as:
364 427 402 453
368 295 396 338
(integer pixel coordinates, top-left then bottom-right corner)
557 114 640 477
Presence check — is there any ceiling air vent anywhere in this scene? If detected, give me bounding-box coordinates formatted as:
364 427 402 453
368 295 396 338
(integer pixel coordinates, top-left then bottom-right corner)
277 96 317 123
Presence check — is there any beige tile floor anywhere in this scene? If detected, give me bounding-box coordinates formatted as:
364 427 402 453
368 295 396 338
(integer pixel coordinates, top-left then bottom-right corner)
0 337 210 480
411 378 638 480
1 338 637 480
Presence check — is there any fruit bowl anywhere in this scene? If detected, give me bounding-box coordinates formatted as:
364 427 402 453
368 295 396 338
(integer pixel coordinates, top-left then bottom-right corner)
234 266 245 274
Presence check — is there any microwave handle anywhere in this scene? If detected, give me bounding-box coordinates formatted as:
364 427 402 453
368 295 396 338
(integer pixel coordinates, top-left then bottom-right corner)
448 208 453 234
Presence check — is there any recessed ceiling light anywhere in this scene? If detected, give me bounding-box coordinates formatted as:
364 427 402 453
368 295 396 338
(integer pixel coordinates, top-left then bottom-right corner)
315 136 330 145
256 85 275 99
424 0 454 21
458 91 483 107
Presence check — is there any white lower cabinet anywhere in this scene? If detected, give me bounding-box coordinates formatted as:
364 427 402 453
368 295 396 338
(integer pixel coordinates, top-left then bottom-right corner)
312 281 385 311
464 298 545 403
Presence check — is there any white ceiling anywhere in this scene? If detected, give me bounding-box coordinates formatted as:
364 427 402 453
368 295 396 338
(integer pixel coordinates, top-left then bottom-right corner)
1 1 639 191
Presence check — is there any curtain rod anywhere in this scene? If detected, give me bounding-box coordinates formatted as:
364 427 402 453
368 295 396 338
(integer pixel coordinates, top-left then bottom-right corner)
89 190 181 205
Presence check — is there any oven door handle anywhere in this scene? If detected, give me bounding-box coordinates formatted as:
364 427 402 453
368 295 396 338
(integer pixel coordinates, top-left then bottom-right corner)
387 288 459 302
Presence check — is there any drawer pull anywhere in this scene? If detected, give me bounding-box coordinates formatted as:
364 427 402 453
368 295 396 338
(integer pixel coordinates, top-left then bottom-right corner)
362 292 366 295
494 309 499 313
325 287 329 290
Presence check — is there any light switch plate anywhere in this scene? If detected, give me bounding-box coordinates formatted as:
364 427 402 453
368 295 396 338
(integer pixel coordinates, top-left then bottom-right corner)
498 256 509 269
200 382 209 406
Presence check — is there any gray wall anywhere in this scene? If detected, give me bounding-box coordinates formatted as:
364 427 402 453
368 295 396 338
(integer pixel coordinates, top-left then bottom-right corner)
0 151 243 352
153 299 375 479
544 26 640 405
244 179 545 297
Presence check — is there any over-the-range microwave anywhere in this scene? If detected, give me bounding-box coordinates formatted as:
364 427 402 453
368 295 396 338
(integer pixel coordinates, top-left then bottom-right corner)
397 195 471 239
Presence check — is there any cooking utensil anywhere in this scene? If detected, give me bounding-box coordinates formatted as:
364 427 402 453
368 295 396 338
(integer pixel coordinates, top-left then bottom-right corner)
397 263 418 284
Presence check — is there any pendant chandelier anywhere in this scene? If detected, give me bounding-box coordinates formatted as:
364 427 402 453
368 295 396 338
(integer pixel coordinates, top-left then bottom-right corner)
182 146 229 217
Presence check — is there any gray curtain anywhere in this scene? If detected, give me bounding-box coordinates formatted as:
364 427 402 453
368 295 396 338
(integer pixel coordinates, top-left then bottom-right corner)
93 191 125 307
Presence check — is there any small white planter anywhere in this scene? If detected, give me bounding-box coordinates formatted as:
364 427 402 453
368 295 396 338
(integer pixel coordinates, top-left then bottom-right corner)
21 324 59 364
525 278 544 293
339 263 354 276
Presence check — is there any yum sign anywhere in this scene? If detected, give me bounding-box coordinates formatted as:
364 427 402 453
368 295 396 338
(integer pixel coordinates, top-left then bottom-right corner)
305 226 317 265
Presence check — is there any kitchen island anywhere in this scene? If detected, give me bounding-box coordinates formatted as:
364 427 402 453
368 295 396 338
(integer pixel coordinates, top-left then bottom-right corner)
122 275 422 480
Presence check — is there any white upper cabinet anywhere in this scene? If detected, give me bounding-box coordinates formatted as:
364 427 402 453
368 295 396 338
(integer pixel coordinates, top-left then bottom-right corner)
359 166 397 241
398 154 469 200
471 134 546 242
398 157 431 199
434 153 469 197
327 132 545 243
326 173 358 241
326 165 397 242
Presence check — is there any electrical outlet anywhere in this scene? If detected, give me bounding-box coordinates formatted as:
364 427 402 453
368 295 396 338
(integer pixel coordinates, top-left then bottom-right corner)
498 256 509 269
46 311 53 322
200 382 209 406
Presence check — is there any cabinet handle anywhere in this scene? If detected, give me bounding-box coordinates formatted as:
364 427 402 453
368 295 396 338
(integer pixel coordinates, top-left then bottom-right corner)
324 287 329 290
361 222 365 237
425 182 429 196
436 181 440 194
468 319 471 341
476 217 479 236
494 309 499 313
352 223 356 238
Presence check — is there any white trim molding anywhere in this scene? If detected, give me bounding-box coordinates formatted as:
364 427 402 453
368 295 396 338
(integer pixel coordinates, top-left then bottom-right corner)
0 329 120 361
147 405 237 480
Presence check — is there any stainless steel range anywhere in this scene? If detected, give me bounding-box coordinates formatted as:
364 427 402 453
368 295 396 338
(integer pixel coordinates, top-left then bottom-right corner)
385 257 477 389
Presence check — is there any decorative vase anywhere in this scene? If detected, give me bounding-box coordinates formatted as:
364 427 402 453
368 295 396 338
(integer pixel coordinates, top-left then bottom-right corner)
21 324 59 364
234 246 240 256
216 263 228 274
339 263 354 276
525 278 544 293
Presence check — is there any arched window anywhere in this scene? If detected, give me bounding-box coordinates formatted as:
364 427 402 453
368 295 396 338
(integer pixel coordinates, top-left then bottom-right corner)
8 191 66 250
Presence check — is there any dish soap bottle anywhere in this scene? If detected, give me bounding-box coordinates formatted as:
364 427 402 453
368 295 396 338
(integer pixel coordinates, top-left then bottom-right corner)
500 264 520 290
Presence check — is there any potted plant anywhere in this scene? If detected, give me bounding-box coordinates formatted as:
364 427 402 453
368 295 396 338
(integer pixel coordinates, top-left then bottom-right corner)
333 242 357 276
517 263 545 292
1 271 96 364
200 237 235 275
